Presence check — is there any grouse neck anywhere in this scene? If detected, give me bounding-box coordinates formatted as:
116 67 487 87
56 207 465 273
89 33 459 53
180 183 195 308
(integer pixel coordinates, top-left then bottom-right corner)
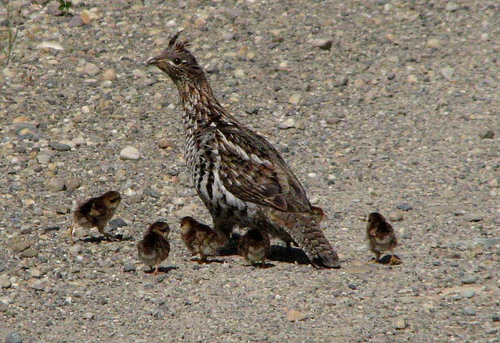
176 78 227 128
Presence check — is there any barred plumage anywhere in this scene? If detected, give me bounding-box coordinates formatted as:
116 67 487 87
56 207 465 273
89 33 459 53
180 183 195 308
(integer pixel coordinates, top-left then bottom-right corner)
148 32 339 268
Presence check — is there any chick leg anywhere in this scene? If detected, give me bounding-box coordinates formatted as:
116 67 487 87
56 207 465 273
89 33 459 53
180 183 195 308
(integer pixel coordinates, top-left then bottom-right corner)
389 250 402 265
198 254 206 264
67 224 75 245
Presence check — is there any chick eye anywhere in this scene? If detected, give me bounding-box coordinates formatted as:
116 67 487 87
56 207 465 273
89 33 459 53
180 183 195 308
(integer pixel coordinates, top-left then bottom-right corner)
173 58 182 65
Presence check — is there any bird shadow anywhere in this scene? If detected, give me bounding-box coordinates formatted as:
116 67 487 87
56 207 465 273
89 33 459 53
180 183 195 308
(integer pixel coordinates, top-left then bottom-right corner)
144 266 178 274
268 245 311 265
372 254 403 265
241 262 275 269
81 234 134 244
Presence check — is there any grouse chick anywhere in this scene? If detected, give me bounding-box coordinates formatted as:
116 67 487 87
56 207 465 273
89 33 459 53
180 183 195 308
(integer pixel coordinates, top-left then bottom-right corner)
366 212 401 265
68 191 121 244
137 221 171 275
180 216 227 264
238 229 271 267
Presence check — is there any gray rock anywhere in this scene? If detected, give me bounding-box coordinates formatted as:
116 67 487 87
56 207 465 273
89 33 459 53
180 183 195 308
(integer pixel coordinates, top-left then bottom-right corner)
65 177 81 191
464 307 476 316
0 276 12 288
479 130 494 139
83 63 100 76
123 262 136 273
462 290 475 298
396 203 412 211
109 218 128 229
5 332 22 343
393 318 407 330
441 67 455 80
464 213 483 222
120 146 141 160
20 248 39 258
36 153 52 165
310 38 334 50
12 240 31 252
48 142 71 151
278 118 295 129
445 2 460 11
68 15 84 27
461 275 478 284
46 178 65 192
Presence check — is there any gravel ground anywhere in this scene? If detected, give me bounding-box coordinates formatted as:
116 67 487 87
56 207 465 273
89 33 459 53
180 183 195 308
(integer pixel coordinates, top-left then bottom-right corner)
1 0 499 342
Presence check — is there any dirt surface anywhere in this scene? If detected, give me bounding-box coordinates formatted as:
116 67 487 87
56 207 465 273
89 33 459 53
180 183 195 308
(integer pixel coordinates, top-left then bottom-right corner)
1 0 499 342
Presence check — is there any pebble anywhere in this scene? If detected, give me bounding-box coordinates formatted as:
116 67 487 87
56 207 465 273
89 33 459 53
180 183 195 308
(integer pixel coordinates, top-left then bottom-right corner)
445 2 459 11
83 63 100 76
80 10 92 25
68 15 83 27
407 74 418 83
334 76 349 87
393 318 407 330
5 332 23 343
123 262 136 273
0 303 8 312
12 241 31 252
233 69 245 78
65 177 81 191
288 94 301 105
0 276 12 288
396 203 412 211
427 38 441 48
46 178 65 192
388 210 404 222
463 307 476 316
286 309 306 322
68 244 82 255
461 275 478 284
479 130 494 139
109 218 127 228
20 248 39 258
310 38 333 50
31 282 45 291
278 118 295 129
464 213 483 222
462 290 475 298
83 312 95 320
158 139 175 149
49 142 71 151
37 153 52 164
441 66 455 81
120 146 141 160
102 69 117 81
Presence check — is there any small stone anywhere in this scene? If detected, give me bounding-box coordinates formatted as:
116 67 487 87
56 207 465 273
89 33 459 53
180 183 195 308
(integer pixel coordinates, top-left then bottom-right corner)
388 210 404 222
334 76 349 87
492 315 500 322
310 38 333 50
68 244 82 255
55 205 70 214
65 177 81 191
464 214 483 222
0 276 12 288
5 332 23 343
348 284 357 290
387 72 396 80
80 10 92 25
407 74 418 83
123 262 136 273
12 241 31 252
49 142 71 151
158 139 175 149
83 63 100 76
461 275 478 284
394 318 407 330
396 203 412 211
36 153 51 164
0 303 8 312
13 116 29 123
21 248 39 258
68 15 84 27
46 178 65 192
464 307 476 316
441 67 455 80
286 309 306 322
102 69 117 81
31 282 44 291
445 2 459 11
233 69 245 78
479 130 494 139
109 218 127 229
288 94 301 105
278 118 295 129
462 290 475 298
83 312 94 320
427 38 441 48
120 146 141 160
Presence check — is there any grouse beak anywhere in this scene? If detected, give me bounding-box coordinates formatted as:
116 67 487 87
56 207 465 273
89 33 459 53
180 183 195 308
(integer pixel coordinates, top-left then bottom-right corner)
147 57 160 66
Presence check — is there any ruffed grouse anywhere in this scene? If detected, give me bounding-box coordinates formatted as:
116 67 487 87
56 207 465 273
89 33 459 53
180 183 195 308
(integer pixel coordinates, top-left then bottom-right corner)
148 32 339 268
238 229 271 267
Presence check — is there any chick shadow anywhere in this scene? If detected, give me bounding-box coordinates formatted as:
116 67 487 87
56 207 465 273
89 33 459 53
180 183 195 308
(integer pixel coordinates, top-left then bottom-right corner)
144 266 178 274
81 234 134 244
218 233 309 266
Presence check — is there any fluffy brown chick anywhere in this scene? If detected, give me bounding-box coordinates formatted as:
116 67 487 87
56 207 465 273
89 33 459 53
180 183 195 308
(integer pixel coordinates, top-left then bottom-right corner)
366 212 401 265
180 216 227 264
238 229 270 267
68 191 121 244
137 221 171 275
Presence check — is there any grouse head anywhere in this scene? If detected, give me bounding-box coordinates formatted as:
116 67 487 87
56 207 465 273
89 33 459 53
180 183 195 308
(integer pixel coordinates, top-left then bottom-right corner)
147 31 204 83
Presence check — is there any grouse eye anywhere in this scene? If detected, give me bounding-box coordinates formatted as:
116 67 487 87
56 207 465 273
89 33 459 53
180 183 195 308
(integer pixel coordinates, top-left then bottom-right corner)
173 58 182 65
